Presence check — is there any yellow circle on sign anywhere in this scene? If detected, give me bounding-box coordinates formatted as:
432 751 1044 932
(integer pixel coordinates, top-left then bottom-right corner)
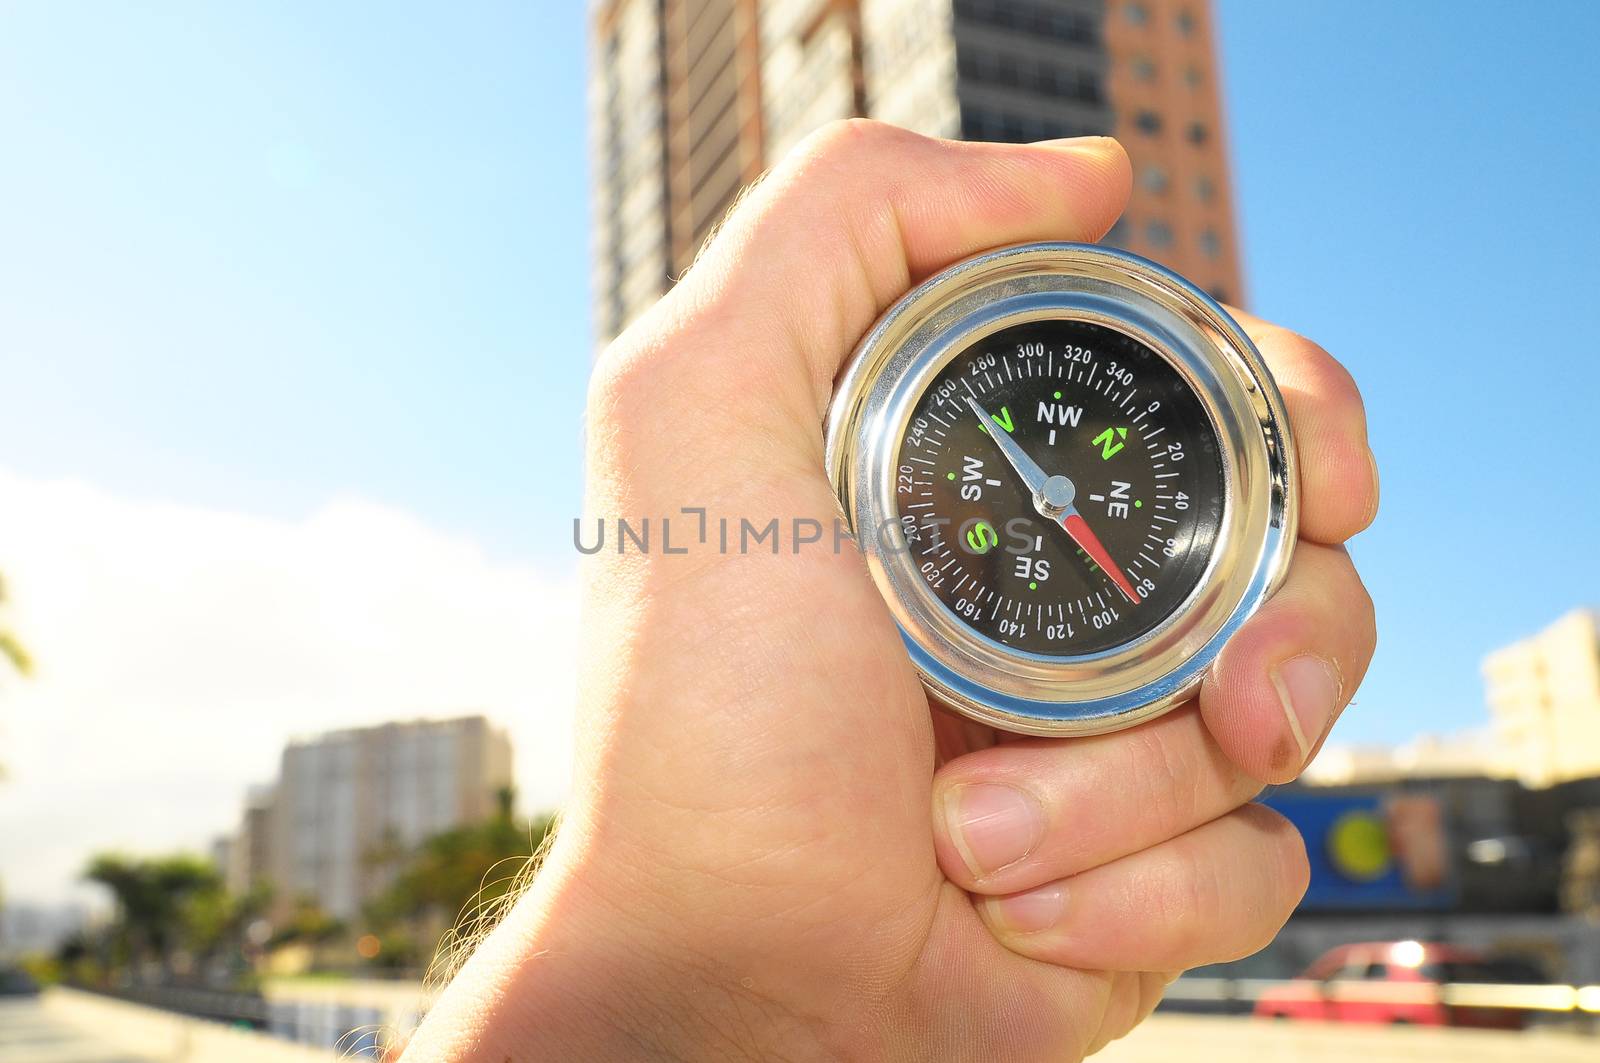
1327 810 1391 882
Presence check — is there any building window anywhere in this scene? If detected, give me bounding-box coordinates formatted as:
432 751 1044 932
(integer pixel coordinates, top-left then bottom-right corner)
1194 174 1215 202
1134 110 1162 135
1184 65 1203 89
1176 9 1195 37
1130 55 1155 82
1199 228 1220 259
1209 285 1230 304
1140 166 1169 195
1124 3 1148 26
1146 219 1173 248
958 49 1102 104
1187 121 1209 145
953 0 1098 45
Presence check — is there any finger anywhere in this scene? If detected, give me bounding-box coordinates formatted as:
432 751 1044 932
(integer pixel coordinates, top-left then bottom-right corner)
978 803 1308 972
1229 307 1379 544
930 705 1261 896
594 122 1131 471
1200 541 1377 785
1082 971 1176 1057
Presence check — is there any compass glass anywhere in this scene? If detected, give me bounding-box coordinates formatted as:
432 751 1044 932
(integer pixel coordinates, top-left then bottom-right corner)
895 319 1225 656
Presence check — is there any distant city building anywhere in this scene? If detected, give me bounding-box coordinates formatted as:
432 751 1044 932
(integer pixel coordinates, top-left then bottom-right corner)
1304 731 1499 787
588 0 1243 345
224 717 513 921
0 902 88 960
1483 608 1600 788
225 784 277 898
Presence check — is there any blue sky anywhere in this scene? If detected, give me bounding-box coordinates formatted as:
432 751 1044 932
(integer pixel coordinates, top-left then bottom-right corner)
1 1 1596 751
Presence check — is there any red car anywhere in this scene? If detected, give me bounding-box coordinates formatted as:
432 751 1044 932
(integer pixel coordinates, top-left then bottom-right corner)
1253 941 1540 1029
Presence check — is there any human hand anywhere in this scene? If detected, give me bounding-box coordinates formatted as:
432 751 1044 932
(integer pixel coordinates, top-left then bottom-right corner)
402 122 1378 1062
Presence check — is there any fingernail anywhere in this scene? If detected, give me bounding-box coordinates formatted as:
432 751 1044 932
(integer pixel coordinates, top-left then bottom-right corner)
942 783 1045 879
985 884 1067 934
1366 447 1381 525
1271 655 1342 762
1030 134 1120 154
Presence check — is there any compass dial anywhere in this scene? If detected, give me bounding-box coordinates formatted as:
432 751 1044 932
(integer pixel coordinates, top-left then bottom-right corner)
827 242 1294 735
896 319 1225 656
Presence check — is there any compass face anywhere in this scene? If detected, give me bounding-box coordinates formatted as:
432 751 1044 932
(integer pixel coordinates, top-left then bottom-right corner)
827 242 1295 734
895 319 1225 656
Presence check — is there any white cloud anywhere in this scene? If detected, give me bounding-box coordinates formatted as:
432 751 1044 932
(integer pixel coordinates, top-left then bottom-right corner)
0 468 579 905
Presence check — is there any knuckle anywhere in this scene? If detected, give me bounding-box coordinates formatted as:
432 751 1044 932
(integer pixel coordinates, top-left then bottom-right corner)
1187 806 1306 959
1173 849 1220 958
588 331 657 423
1325 546 1378 653
1145 845 1211 961
797 117 907 168
1294 334 1366 421
587 324 694 451
1354 570 1377 638
1126 725 1199 834
1244 803 1311 920
1266 324 1365 416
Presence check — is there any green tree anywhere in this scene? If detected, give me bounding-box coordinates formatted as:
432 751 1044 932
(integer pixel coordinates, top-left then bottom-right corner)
268 897 344 949
0 570 31 677
364 790 555 969
83 853 221 983
0 569 30 783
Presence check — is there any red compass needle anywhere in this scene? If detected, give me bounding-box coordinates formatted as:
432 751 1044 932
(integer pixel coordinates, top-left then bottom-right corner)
1058 509 1141 605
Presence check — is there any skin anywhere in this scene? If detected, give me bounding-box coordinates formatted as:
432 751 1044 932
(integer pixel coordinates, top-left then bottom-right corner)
399 123 1379 1062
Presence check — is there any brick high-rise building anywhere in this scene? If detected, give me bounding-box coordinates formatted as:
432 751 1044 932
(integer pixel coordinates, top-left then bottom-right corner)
588 0 1243 345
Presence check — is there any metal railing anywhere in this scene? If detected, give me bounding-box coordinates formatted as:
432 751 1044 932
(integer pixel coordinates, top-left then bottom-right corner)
73 984 391 1057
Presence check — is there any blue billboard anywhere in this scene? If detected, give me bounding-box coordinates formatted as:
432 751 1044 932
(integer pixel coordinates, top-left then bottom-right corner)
1261 791 1457 911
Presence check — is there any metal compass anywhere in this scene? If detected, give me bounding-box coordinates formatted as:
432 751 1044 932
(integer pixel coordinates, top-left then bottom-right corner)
825 243 1296 736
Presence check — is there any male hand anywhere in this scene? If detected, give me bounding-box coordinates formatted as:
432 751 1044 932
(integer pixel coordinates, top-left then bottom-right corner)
403 122 1378 1062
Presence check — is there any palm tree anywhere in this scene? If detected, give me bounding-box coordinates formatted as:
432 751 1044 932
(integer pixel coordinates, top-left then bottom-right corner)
0 570 30 676
84 853 222 983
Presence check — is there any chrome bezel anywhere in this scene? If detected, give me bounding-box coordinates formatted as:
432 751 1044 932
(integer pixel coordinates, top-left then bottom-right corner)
824 243 1296 736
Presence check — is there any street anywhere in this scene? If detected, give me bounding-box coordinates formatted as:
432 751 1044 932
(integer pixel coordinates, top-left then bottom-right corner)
0 998 151 1063
6 992 1598 1063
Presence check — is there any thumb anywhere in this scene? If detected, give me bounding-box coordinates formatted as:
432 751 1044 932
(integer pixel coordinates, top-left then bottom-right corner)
590 121 1132 507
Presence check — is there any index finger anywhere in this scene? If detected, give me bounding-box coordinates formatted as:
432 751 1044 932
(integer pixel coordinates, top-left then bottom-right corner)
1229 307 1379 544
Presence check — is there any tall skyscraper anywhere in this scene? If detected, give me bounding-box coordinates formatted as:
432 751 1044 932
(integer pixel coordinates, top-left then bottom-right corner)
1483 609 1600 788
588 0 1243 345
255 716 514 920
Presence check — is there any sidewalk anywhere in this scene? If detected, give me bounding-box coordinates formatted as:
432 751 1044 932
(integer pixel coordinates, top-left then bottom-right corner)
1 990 338 1063
7 988 1595 1062
0 996 151 1063
1099 1012 1598 1062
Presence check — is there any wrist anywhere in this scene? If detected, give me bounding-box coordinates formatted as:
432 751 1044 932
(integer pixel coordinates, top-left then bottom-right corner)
403 827 839 1062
